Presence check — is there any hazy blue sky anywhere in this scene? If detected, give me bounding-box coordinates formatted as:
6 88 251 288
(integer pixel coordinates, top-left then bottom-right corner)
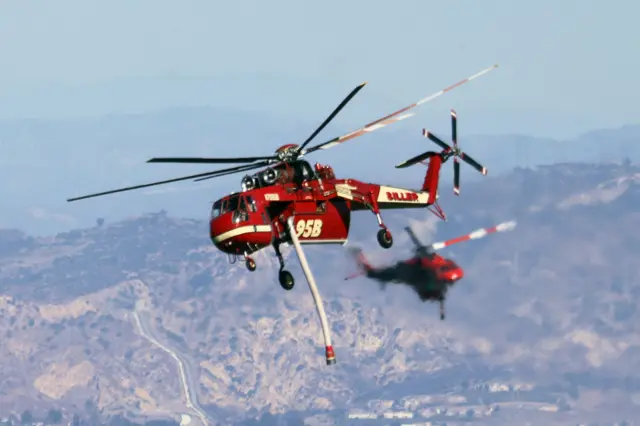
1 0 637 138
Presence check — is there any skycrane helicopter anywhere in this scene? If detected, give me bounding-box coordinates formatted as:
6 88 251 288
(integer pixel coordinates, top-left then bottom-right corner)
66 64 498 366
67 64 497 291
347 220 517 320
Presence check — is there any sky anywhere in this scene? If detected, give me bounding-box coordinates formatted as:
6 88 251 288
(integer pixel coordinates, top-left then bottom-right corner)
1 0 638 139
1 0 639 235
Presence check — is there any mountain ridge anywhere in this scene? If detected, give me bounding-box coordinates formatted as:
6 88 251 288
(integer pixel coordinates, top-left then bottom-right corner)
1 102 639 235
0 161 639 425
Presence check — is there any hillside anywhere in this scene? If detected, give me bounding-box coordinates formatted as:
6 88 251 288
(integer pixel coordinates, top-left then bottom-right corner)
0 161 639 425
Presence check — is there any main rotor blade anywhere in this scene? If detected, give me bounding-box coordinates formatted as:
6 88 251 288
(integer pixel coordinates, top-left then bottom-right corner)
192 161 269 182
429 220 516 251
147 156 274 164
459 152 487 175
301 64 499 156
404 226 426 249
297 81 367 154
395 150 437 169
66 164 257 202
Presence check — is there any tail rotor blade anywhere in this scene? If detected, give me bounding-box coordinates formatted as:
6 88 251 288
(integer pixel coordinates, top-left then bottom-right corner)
451 109 457 150
423 129 452 152
453 158 460 195
459 152 487 175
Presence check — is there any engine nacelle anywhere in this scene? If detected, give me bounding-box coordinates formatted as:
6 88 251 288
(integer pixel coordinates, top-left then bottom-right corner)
241 175 256 191
261 168 279 186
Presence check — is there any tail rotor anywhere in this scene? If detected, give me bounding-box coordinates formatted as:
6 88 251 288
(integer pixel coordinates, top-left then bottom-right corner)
397 110 487 197
424 109 487 195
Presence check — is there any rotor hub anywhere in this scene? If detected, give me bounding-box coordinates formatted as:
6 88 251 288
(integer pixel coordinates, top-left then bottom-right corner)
275 144 301 162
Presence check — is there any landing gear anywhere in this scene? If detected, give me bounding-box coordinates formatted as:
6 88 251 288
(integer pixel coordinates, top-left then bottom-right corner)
279 270 294 291
274 242 295 290
370 207 392 249
245 257 257 272
439 298 446 320
377 228 393 249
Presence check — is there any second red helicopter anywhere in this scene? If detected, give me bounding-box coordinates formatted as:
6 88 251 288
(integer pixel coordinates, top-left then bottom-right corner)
346 220 517 320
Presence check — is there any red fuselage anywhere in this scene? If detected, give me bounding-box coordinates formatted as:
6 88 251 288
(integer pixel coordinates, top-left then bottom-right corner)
404 254 465 283
209 159 438 257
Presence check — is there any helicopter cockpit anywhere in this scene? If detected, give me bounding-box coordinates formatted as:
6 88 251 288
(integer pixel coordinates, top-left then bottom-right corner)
211 193 258 224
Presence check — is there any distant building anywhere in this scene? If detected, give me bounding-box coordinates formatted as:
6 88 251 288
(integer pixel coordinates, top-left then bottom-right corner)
488 383 510 392
446 395 466 404
382 411 413 419
539 405 559 412
347 412 377 419
367 399 394 411
512 383 534 391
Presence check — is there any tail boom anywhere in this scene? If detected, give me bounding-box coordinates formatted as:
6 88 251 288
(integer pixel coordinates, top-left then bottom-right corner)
372 152 445 219
345 247 373 280
422 153 442 204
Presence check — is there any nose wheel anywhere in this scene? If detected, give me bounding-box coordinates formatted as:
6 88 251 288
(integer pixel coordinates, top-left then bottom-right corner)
279 270 295 291
377 228 393 249
245 257 257 272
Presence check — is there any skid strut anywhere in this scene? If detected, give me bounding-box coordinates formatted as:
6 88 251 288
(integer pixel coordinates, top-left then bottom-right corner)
286 217 336 365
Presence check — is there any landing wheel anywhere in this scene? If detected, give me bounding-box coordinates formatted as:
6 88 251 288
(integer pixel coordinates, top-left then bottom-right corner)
377 228 393 249
245 257 256 272
279 270 295 291
440 313 445 321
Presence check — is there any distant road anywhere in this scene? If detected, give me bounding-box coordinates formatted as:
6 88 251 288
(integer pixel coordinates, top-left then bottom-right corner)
132 309 212 426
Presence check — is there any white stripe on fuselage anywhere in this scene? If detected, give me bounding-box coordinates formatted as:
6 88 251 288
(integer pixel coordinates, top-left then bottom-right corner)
212 224 272 244
298 239 347 244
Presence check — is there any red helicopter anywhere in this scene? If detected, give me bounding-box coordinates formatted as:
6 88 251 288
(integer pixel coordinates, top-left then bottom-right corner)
66 64 497 293
346 220 517 320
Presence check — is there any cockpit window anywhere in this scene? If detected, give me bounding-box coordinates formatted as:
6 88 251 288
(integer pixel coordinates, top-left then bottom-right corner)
226 195 239 212
212 194 252 220
439 264 456 272
212 196 238 217
245 196 257 212
211 200 222 218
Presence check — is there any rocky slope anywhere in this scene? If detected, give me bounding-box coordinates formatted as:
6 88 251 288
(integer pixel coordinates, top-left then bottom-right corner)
1 161 639 425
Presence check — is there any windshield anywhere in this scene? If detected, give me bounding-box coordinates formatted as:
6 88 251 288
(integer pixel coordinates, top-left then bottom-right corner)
246 196 256 212
211 195 241 218
211 200 222 218
439 263 457 272
225 195 239 213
